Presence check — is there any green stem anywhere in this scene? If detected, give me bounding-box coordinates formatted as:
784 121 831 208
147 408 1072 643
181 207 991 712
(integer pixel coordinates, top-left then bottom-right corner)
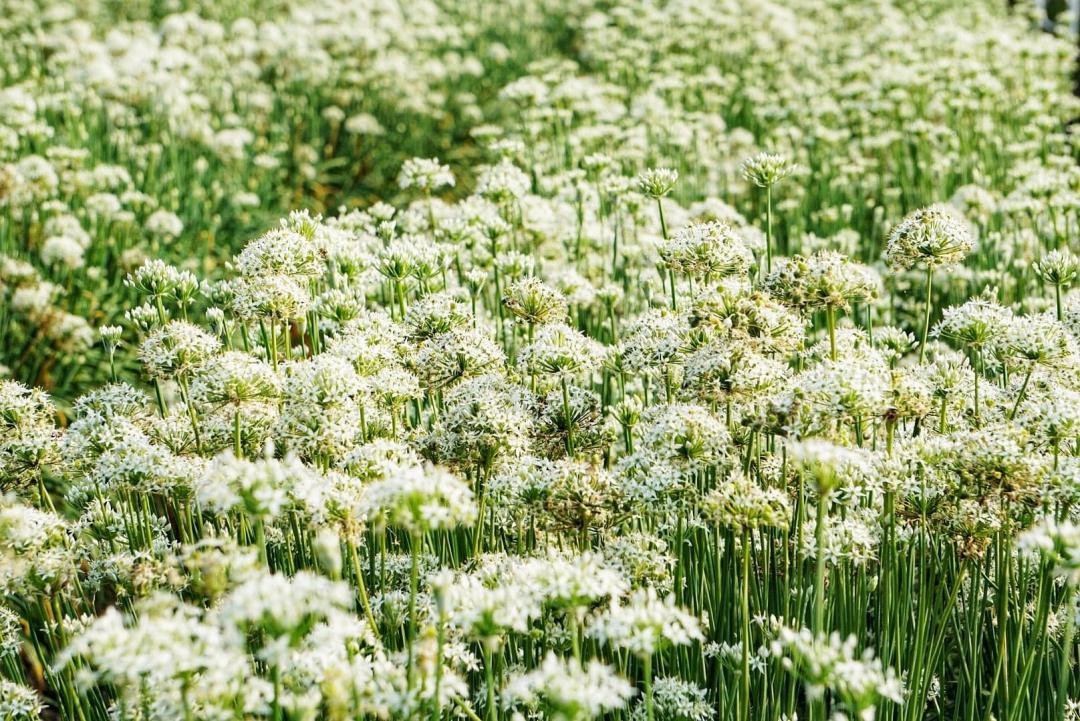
1056 585 1076 721
234 406 243 458
484 644 497 721
433 607 445 721
643 654 654 721
765 184 773 272
568 611 581 661
271 665 282 721
814 492 829 635
347 539 379 634
254 518 268 567
407 532 420 690
1009 362 1034 420
740 527 752 721
826 307 837 362
561 376 575 456
973 352 981 428
919 266 933 364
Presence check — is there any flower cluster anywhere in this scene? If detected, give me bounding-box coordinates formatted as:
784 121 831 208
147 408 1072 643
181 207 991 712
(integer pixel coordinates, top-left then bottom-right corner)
2 2 1080 721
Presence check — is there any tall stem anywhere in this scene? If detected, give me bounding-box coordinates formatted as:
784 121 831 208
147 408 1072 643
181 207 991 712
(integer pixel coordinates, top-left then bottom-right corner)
973 351 981 428
1056 585 1076 721
1009 362 1035 420
814 492 829 634
566 610 582 661
255 518 268 567
919 266 934 364
484 644 497 721
657 198 676 311
826 307 837 362
233 406 243 458
271 665 283 721
407 532 420 690
740 527 752 721
561 376 575 456
643 654 655 721
433 605 445 721
347 539 379 634
812 492 829 721
765 184 773 272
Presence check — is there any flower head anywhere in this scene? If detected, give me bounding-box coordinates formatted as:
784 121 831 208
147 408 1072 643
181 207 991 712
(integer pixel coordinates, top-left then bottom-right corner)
884 205 973 271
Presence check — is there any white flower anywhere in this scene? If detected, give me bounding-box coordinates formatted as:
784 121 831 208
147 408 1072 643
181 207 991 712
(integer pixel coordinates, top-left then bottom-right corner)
0 679 43 721
771 627 904 713
1019 517 1080 585
518 323 604 380
398 157 454 192
741 152 796 187
884 205 973 271
363 463 475 534
214 571 351 649
415 327 506 389
637 168 679 199
660 221 754 279
235 226 322 279
436 565 541 642
503 653 635 721
138 320 221 379
39 235 85 269
476 159 530 202
144 209 184 239
196 451 312 522
588 588 704 657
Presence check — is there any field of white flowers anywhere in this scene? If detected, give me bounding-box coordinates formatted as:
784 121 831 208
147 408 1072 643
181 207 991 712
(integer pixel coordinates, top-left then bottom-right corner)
5 0 1080 719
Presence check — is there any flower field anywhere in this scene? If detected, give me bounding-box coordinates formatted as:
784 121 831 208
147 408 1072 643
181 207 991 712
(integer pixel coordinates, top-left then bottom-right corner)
4 1 1080 719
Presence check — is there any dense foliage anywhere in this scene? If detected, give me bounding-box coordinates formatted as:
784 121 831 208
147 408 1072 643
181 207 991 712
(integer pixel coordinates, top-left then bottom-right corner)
3 1 1080 721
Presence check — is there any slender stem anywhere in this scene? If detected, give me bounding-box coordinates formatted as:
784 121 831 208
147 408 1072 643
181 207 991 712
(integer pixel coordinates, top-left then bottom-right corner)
433 605 445 721
568 610 581 661
826 307 837 361
407 532 420 690
254 518 268 567
181 682 195 721
740 527 752 721
347 539 379 634
454 697 483 721
484 644 497 721
561 376 575 456
1009 362 1035 420
919 266 934 364
643 654 655 721
1056 585 1076 721
37 473 56 513
473 465 488 557
234 406 243 458
177 376 202 452
765 184 773 272
271 665 283 721
814 492 829 634
973 351 982 428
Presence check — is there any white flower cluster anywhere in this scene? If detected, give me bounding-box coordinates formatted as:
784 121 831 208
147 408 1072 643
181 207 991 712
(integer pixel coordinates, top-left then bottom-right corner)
3 2 1080 720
